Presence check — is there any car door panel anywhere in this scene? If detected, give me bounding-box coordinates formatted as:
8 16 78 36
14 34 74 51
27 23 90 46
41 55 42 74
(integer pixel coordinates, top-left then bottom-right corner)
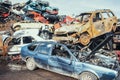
92 12 105 37
93 21 105 37
57 57 74 73
104 18 112 32
48 56 60 68
57 57 71 65
34 43 52 68
34 52 49 68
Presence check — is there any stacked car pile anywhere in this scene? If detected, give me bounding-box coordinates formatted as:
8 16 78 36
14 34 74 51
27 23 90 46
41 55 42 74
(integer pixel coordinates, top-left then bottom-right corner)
0 0 120 80
12 0 60 23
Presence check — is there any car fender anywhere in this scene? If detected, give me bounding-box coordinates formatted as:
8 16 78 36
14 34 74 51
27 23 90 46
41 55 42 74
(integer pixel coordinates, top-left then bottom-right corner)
78 69 99 79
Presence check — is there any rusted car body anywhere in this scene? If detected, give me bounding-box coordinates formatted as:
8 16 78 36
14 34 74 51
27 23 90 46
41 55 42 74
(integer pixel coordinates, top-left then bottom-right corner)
8 29 44 55
0 35 6 56
54 9 117 45
116 19 120 27
0 34 11 56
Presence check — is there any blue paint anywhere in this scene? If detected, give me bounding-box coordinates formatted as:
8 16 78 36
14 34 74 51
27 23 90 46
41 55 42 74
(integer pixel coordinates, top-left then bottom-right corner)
21 41 118 80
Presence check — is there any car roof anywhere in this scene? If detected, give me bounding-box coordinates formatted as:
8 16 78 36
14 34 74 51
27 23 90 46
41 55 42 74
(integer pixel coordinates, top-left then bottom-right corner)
13 28 39 35
13 29 40 37
30 40 57 45
13 21 53 27
80 9 112 15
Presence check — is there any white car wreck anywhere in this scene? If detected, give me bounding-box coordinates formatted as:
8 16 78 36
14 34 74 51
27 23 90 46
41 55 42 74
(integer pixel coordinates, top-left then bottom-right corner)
8 29 44 55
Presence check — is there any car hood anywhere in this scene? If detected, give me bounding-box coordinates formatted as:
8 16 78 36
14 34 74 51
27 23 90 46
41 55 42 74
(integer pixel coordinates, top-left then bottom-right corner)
54 22 90 34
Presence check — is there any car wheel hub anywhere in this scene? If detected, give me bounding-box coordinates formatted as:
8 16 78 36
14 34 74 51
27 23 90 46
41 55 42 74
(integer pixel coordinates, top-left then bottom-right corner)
81 75 92 80
28 61 34 68
79 33 90 45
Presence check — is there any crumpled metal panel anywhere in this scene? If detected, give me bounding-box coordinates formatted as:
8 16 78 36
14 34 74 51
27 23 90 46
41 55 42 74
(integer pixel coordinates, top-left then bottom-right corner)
54 9 118 45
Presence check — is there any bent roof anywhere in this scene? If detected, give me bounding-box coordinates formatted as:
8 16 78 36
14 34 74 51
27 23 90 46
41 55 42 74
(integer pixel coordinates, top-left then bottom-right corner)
80 9 112 15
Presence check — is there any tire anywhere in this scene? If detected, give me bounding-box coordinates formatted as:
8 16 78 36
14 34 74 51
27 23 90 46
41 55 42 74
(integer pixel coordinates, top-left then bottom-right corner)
79 72 98 80
26 58 37 71
79 33 91 45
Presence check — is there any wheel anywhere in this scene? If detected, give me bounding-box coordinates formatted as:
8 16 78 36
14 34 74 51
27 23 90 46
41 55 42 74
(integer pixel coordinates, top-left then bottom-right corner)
26 58 37 70
79 33 91 45
79 72 98 80
13 25 21 31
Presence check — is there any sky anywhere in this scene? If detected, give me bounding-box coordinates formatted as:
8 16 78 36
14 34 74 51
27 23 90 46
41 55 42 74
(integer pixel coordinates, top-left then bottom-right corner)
9 0 120 18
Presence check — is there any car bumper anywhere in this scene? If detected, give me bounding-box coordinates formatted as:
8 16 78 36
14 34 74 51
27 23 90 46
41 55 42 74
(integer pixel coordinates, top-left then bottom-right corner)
8 51 20 55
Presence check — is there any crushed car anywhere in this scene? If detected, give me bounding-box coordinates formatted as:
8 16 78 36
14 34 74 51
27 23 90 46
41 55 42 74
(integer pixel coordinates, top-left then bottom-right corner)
53 9 118 45
0 0 12 20
11 0 60 23
0 1 22 31
11 21 53 32
20 41 119 80
11 21 55 40
11 0 74 25
8 29 44 55
0 0 22 23
22 0 60 23
0 35 8 56
0 31 12 56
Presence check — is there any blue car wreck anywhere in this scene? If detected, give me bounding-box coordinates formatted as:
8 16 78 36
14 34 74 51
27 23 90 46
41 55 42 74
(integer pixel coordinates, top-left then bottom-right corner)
20 41 118 80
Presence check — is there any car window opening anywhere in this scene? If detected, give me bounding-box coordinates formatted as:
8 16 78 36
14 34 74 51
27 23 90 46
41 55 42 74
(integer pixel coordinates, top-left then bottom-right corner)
52 45 70 59
28 44 38 51
93 13 102 22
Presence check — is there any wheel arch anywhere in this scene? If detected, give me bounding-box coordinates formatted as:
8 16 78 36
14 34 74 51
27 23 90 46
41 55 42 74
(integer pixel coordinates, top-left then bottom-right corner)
79 31 91 36
113 23 117 26
25 56 31 61
13 25 21 31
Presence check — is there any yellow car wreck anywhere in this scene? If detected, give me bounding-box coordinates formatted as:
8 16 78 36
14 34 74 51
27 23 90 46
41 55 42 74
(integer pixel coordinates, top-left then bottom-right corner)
54 9 118 45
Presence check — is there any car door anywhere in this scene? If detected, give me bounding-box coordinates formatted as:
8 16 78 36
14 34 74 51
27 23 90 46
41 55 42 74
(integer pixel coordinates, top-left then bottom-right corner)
34 42 52 68
48 44 62 70
105 11 117 32
56 45 74 73
57 57 74 74
101 11 113 33
92 12 105 37
48 55 60 70
48 44 75 74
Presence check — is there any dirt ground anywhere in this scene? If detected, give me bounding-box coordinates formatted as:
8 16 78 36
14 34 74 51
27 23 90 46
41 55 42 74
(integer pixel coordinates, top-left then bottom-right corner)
0 58 76 80
0 57 120 80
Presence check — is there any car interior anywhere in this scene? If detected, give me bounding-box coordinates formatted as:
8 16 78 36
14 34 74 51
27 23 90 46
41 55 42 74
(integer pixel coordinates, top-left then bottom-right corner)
52 44 70 58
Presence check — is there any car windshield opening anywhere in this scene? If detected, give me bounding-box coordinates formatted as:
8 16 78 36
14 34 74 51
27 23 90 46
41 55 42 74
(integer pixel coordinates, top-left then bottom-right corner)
79 13 91 23
28 44 38 51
